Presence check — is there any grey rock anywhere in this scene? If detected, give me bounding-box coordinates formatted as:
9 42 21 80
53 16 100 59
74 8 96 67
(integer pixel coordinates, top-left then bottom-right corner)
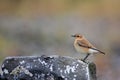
1 55 97 80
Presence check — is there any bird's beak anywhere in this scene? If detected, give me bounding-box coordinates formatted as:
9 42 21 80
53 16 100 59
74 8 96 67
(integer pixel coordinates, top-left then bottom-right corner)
71 35 75 37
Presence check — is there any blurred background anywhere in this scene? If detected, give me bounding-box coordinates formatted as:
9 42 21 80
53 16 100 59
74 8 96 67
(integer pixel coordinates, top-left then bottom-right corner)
0 0 120 80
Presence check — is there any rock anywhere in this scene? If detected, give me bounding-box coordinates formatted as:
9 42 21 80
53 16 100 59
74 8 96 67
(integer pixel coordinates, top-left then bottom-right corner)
1 55 97 80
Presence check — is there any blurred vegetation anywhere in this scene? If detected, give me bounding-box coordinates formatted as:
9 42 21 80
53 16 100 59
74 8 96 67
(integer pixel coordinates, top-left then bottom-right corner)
0 0 120 17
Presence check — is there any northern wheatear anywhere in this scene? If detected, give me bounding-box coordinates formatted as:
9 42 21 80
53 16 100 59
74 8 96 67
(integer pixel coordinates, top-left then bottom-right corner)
71 34 105 62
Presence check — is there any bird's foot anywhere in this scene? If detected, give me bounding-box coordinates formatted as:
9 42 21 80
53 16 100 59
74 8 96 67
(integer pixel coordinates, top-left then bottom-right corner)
80 59 86 62
78 58 87 63
79 58 90 64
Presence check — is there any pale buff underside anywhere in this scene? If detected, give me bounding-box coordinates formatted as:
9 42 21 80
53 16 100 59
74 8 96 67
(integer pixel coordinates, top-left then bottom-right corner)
74 43 98 54
74 43 88 53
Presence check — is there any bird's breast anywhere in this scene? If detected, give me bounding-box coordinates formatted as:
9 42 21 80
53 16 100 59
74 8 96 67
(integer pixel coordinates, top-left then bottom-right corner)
74 43 88 53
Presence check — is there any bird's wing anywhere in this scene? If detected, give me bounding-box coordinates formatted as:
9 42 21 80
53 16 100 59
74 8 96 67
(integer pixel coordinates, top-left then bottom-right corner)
77 40 105 54
77 40 92 49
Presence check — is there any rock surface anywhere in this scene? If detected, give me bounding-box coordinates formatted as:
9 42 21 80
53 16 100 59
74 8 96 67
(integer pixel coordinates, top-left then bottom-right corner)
1 55 97 80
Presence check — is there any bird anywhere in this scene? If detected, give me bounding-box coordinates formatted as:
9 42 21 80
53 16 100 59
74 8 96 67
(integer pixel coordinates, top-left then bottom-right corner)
71 34 105 62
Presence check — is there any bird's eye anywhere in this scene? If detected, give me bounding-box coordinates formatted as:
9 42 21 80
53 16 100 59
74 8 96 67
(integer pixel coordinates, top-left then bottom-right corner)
77 35 79 37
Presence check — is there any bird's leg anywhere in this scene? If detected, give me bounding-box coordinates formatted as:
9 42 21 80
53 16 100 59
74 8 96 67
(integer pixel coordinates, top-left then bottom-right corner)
82 53 90 62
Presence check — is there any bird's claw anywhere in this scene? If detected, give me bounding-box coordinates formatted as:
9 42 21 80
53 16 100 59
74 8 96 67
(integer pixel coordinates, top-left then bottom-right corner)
79 58 90 64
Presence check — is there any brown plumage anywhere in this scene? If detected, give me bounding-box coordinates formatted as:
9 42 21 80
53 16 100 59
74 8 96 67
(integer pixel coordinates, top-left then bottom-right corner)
71 34 105 62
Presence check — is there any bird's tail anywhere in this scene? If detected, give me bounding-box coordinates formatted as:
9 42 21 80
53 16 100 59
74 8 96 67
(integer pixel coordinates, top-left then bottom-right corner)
91 48 105 55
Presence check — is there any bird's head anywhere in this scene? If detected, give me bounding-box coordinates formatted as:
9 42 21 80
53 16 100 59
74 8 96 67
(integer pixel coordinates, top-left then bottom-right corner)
71 34 83 39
